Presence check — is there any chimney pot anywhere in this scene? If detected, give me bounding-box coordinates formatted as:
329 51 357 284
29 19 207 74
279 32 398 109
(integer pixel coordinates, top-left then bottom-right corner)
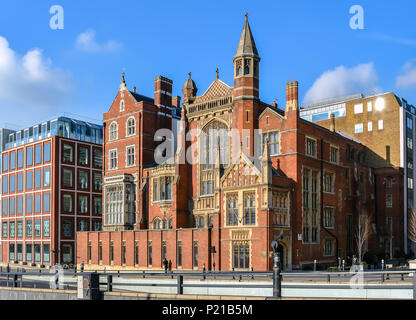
133 86 136 93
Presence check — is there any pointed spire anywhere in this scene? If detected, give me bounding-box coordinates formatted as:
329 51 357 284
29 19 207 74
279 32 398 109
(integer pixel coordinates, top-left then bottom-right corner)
235 13 259 58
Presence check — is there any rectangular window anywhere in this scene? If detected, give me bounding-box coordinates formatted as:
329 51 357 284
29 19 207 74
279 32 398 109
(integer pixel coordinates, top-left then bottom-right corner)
10 221 15 237
35 194 41 213
109 150 117 169
17 244 23 261
44 168 50 187
2 222 7 237
407 115 413 129
263 132 279 156
17 197 23 214
27 220 32 237
408 178 414 190
148 242 152 266
78 220 88 231
243 192 256 225
324 172 334 193
386 194 393 208
93 149 103 168
306 138 316 157
34 220 41 237
2 176 7 193
62 219 73 237
93 221 102 231
44 193 50 212
233 243 250 269
126 146 135 166
354 123 363 133
10 175 15 193
177 242 182 267
354 103 363 114
17 221 23 237
26 147 33 166
330 147 338 163
10 198 15 215
93 197 102 215
18 173 23 191
44 143 51 162
43 244 50 263
63 194 72 212
378 120 383 130
367 101 372 112
79 146 89 165
26 244 32 262
26 195 32 214
368 121 372 132
110 242 114 264
2 154 8 172
324 207 334 228
78 195 88 213
2 199 7 216
93 172 102 191
9 244 15 261
79 170 88 189
27 172 33 190
63 144 73 163
226 194 239 226
34 244 41 262
134 242 139 265
35 169 41 188
193 242 198 268
122 242 126 265
324 239 334 256
17 150 23 168
63 168 73 188
35 145 42 164
10 152 15 170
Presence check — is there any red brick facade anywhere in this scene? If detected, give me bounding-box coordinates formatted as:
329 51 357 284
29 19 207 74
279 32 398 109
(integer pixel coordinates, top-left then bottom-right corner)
77 16 404 271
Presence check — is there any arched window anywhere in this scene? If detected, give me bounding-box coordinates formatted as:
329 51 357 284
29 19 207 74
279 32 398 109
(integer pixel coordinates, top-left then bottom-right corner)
244 59 250 75
109 122 118 140
201 120 229 170
126 117 135 136
163 219 167 229
169 218 173 229
120 100 125 112
153 218 161 230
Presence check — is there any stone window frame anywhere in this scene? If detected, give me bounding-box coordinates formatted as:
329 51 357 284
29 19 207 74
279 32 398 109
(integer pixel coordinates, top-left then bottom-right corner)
323 170 336 194
125 145 135 167
323 206 335 229
323 238 335 256
109 121 118 141
109 148 118 170
263 131 280 156
302 166 320 245
305 136 317 158
329 145 339 164
126 116 136 137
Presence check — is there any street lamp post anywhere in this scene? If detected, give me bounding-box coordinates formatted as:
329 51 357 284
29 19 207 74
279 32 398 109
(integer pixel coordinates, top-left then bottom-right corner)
271 235 283 299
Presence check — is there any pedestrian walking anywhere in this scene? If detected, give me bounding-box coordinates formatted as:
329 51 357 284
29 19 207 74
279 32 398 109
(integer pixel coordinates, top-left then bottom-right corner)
163 258 168 273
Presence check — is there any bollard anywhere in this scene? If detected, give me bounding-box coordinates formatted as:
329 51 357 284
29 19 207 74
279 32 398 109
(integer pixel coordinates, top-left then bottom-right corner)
251 267 254 280
327 274 330 283
117 270 120 278
314 260 317 272
386 273 390 280
401 273 404 281
381 274 385 283
239 274 242 282
232 268 235 280
273 266 281 298
177 275 183 295
107 275 113 292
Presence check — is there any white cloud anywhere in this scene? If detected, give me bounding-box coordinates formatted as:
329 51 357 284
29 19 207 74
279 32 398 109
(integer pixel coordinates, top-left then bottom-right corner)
75 29 122 53
0 36 72 123
396 59 416 88
303 63 381 105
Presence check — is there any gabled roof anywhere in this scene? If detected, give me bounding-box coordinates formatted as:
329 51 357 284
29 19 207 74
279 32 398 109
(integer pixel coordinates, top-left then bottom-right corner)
258 105 285 120
221 151 261 183
234 14 259 58
130 91 154 105
193 79 233 104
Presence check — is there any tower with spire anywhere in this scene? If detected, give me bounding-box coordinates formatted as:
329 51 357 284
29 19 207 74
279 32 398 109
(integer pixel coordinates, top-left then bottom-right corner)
232 13 261 158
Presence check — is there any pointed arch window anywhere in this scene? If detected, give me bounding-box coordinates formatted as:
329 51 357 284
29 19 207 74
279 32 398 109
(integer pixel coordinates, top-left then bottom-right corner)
236 59 242 76
244 59 250 75
201 120 229 170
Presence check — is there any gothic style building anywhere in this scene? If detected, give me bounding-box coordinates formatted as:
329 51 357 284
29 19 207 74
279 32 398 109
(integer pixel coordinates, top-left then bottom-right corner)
77 15 403 271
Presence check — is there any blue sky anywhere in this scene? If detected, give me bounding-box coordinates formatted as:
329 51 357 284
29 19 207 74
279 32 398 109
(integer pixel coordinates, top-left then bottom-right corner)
0 0 415 127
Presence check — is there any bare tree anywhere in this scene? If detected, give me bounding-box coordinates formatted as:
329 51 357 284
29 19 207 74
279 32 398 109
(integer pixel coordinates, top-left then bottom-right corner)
355 213 373 264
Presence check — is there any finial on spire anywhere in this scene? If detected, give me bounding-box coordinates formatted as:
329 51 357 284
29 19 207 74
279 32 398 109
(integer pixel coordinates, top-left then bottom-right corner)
216 68 219 80
121 71 125 84
188 72 192 79
245 12 248 20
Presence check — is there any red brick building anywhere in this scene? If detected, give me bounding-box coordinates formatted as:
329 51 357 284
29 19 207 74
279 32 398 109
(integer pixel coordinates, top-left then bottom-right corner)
1 117 103 266
77 15 403 271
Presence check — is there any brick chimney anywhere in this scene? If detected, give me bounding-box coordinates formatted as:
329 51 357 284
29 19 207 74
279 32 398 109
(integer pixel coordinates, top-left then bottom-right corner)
285 81 299 112
330 113 336 132
154 76 173 110
172 96 181 108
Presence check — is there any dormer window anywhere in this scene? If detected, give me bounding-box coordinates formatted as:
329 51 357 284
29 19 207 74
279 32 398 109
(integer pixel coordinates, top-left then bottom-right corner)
120 100 125 112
